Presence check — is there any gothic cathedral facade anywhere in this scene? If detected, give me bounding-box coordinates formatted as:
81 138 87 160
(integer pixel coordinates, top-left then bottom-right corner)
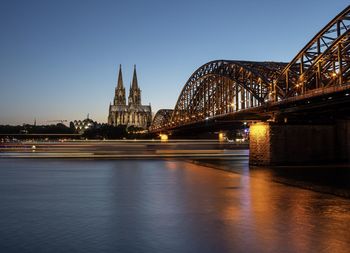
108 65 152 129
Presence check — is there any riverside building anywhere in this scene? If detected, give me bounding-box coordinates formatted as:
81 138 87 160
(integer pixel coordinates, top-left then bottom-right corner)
108 65 152 129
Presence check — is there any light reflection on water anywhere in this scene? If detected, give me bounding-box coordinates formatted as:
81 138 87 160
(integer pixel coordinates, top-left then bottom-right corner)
0 158 349 253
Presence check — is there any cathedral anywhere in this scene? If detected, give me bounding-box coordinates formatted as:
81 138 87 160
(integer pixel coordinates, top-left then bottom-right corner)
108 65 152 129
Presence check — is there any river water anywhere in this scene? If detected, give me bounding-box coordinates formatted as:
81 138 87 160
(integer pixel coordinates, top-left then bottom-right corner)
0 158 349 253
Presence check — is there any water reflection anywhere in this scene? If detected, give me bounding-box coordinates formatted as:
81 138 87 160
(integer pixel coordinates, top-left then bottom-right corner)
0 158 349 252
195 158 350 252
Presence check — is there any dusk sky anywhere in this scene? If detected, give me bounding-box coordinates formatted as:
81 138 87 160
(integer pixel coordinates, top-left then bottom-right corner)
0 0 348 125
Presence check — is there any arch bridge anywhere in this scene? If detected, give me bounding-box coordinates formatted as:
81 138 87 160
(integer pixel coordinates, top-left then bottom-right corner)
150 5 350 134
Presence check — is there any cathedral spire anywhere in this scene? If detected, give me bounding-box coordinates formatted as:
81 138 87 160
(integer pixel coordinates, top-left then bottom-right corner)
131 65 139 90
117 64 124 89
114 64 126 105
128 65 141 105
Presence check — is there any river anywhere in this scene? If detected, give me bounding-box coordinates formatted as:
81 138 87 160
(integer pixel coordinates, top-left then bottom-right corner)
0 158 349 253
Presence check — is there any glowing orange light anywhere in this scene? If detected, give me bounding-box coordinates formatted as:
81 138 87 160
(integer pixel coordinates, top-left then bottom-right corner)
159 134 168 142
250 123 268 139
219 132 225 142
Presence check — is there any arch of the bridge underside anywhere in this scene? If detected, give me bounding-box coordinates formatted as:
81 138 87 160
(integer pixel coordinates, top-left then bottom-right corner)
275 5 350 100
169 60 284 127
149 109 174 132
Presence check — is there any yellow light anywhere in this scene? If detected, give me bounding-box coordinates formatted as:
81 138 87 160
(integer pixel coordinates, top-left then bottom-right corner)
219 132 225 142
250 122 268 139
159 134 168 142
332 72 337 77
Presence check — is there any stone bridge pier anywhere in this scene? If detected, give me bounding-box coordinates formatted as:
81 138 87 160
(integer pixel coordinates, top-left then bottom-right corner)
249 120 350 166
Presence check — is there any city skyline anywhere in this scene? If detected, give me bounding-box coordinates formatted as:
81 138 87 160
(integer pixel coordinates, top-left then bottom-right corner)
0 0 349 125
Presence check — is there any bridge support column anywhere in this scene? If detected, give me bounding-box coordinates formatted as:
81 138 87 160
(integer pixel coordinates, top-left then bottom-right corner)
249 122 337 165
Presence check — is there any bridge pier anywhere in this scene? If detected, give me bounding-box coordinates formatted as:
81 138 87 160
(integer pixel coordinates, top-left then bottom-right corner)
249 121 350 165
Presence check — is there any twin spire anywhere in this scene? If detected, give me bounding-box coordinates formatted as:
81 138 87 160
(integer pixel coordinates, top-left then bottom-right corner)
114 64 141 106
131 65 139 90
117 64 124 89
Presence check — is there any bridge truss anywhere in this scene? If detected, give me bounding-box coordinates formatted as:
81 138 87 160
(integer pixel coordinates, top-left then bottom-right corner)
151 5 350 132
274 5 350 99
150 109 173 132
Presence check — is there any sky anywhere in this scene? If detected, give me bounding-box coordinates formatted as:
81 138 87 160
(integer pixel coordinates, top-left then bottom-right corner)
0 0 349 125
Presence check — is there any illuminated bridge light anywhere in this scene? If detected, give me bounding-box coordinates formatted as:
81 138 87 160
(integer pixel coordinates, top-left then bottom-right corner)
218 132 225 142
159 134 168 142
250 122 268 139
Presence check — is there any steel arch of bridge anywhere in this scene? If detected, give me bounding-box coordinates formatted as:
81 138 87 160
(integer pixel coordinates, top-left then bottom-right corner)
170 60 286 127
274 5 350 99
150 5 350 132
149 109 173 132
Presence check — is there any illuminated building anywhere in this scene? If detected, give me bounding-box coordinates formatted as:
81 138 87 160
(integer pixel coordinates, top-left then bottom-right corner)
73 117 97 134
108 65 152 129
